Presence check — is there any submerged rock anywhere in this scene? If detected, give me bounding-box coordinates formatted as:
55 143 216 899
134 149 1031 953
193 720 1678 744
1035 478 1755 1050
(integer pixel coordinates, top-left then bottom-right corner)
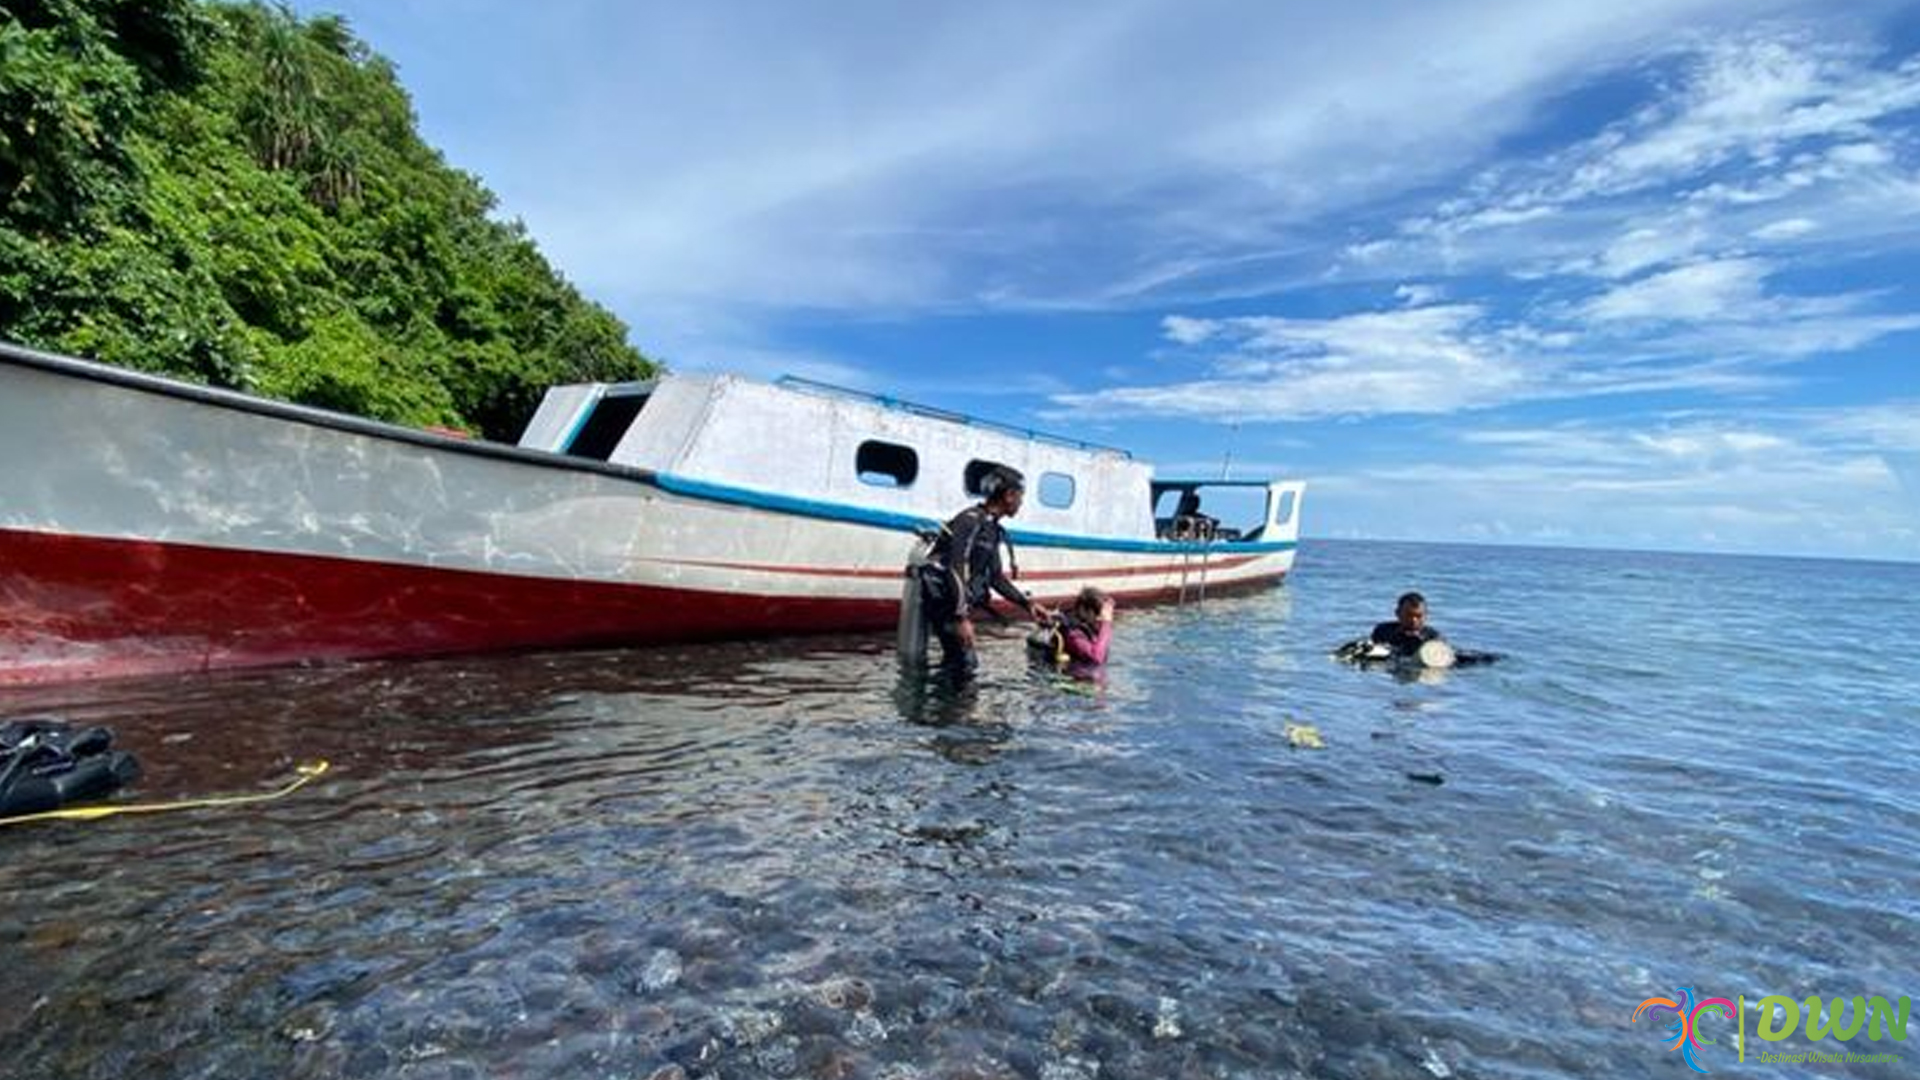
1153 996 1183 1040
907 819 991 843
716 1005 784 1047
1039 1055 1101 1080
845 1008 888 1047
814 976 875 1011
636 949 683 994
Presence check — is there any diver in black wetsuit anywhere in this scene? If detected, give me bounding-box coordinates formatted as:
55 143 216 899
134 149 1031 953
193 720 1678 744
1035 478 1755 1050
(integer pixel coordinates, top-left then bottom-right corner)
1339 591 1500 669
1372 591 1441 656
918 466 1051 677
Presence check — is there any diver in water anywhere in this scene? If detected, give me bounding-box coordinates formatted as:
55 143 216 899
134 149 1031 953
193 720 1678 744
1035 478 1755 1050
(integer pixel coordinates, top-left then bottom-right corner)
1372 591 1441 656
1335 591 1499 669
917 465 1051 676
1030 586 1115 670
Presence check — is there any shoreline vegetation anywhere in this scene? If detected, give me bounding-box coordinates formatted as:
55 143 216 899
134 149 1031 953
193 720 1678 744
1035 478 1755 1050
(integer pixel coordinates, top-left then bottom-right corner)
1 0 656 441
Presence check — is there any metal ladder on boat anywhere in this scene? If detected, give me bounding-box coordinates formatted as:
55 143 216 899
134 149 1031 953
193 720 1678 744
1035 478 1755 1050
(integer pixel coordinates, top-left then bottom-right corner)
1176 543 1212 605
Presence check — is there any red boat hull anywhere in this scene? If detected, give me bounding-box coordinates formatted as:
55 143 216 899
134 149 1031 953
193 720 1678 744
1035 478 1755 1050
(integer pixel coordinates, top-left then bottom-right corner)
0 527 1285 685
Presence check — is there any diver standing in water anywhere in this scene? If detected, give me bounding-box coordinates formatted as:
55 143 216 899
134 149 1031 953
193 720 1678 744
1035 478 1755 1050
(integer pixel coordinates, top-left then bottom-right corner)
913 465 1051 677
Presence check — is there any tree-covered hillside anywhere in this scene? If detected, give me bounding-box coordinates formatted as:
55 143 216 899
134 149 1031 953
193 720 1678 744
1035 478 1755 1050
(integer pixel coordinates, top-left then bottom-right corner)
0 0 655 439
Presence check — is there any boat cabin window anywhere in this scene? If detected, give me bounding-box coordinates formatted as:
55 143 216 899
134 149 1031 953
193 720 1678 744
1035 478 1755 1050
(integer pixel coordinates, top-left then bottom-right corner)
1272 489 1296 529
856 440 919 488
1037 471 1076 509
963 459 1016 497
1152 484 1270 542
565 393 649 461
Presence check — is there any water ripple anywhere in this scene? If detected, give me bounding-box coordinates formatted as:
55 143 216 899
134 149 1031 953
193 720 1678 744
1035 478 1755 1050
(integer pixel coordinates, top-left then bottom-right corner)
2 542 1915 1078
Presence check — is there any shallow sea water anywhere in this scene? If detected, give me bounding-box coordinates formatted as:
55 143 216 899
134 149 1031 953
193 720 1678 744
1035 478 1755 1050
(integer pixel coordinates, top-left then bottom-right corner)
2 540 1916 1079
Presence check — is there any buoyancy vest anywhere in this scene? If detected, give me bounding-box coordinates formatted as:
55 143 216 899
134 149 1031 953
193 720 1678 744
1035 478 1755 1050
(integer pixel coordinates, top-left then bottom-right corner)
0 718 141 819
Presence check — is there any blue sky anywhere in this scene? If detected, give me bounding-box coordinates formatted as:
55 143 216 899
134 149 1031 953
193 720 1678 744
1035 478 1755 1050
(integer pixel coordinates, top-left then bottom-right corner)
301 0 1920 560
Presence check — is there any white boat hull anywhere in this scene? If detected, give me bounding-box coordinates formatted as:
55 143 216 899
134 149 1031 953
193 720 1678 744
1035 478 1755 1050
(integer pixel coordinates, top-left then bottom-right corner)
0 346 1298 684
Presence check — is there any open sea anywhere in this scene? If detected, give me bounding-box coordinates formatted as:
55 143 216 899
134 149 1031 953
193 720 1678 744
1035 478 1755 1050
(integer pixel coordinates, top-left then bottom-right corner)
1 539 1915 1080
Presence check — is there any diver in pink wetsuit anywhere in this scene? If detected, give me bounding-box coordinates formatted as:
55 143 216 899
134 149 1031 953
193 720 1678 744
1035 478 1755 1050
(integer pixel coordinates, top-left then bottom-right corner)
1062 587 1114 664
1030 587 1115 671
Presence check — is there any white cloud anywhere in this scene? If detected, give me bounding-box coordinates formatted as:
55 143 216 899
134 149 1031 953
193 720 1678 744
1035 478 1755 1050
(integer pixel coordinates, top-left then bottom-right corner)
1808 400 1920 451
1628 428 1788 459
1569 256 1920 364
1459 419 1794 471
1344 239 1395 264
1560 37 1920 199
1583 257 1771 322
1053 257 1916 424
1657 309 1920 358
1161 315 1219 346
1055 304 1531 421
1828 141 1895 167
1591 224 1712 279
1316 411 1918 557
1751 217 1817 240
1357 31 1920 292
348 0 1905 316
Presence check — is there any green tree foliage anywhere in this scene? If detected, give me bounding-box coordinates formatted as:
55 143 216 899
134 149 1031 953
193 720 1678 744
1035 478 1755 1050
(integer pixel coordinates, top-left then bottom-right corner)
0 0 654 438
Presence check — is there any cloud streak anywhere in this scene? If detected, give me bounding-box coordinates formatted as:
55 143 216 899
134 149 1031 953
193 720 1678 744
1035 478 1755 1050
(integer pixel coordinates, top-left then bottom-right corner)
1315 407 1919 556
1051 267 1918 423
1353 29 1920 285
1053 306 1530 420
344 0 1893 315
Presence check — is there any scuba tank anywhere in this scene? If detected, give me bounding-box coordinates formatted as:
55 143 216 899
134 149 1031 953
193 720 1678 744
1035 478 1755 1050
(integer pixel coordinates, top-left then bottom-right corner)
1332 636 1499 668
897 529 939 667
1333 638 1395 664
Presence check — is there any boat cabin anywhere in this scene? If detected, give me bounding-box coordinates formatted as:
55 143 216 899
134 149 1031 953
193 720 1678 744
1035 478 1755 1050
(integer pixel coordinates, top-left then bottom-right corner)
519 373 1302 545
1151 479 1297 543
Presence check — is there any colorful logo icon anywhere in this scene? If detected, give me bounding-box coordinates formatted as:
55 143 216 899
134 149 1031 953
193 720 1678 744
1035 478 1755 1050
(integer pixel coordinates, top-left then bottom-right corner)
1633 987 1737 1072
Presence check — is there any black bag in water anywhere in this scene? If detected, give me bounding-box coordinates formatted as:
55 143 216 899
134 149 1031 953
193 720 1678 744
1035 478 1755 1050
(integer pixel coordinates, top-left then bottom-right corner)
0 717 141 819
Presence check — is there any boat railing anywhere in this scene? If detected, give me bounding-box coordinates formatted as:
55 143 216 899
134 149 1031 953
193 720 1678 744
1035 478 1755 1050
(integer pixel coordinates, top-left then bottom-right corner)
775 375 1132 458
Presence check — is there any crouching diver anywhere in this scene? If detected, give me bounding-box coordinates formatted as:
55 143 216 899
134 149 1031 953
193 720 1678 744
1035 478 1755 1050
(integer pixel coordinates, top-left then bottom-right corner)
902 465 1051 677
0 717 141 820
1029 587 1116 671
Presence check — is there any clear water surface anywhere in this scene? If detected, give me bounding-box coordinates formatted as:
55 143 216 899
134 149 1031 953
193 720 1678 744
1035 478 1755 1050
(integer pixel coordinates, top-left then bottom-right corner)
2 540 1915 1079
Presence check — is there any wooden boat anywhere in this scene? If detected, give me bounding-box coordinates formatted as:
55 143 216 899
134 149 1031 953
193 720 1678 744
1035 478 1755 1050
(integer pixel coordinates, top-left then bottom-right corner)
0 341 1304 685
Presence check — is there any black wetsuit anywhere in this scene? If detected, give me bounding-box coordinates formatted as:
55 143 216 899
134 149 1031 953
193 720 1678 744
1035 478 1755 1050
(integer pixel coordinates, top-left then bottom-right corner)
1371 621 1440 657
922 505 1032 675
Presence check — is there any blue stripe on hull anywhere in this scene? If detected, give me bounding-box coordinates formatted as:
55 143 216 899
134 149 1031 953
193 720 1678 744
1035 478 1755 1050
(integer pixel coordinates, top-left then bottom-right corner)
651 472 1298 556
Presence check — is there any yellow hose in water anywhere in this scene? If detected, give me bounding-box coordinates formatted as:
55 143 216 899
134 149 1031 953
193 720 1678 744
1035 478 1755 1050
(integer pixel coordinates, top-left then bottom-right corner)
0 761 330 826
